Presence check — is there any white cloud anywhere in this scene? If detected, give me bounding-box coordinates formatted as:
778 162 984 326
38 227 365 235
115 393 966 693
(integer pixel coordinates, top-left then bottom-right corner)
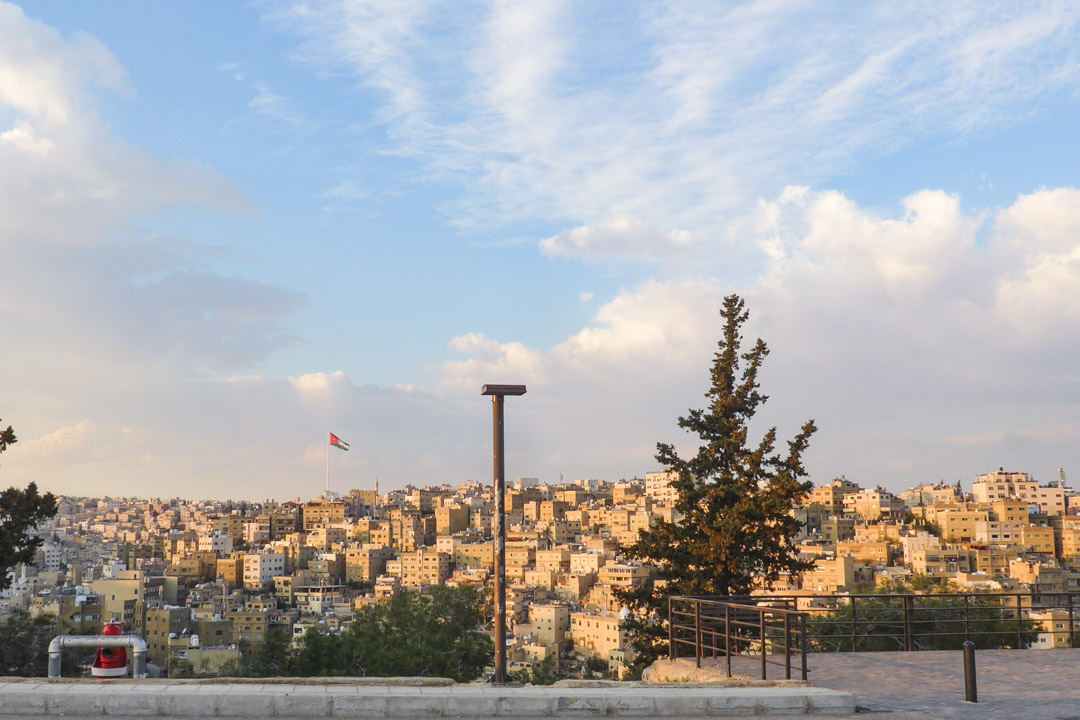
266 1 1080 258
0 3 301 496
10 185 1080 498
540 219 695 260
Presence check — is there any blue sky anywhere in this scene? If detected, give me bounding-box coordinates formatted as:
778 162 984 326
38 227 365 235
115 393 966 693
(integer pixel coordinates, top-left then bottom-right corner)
4 1 1080 500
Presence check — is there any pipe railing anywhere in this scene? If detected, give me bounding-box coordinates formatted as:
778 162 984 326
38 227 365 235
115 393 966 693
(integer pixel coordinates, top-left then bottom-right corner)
668 596 808 680
669 591 1079 661
47 635 148 679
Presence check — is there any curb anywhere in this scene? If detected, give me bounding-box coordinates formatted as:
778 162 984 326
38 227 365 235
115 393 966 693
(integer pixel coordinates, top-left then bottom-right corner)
0 683 855 717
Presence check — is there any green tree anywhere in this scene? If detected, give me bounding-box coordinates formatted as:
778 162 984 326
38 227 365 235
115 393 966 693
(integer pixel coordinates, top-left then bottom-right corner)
617 296 817 674
244 625 292 677
341 585 492 681
0 610 82 677
242 586 493 681
510 655 559 685
0 419 59 591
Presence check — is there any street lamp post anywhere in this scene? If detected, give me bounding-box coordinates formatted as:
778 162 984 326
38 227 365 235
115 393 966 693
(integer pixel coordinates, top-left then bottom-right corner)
481 383 526 684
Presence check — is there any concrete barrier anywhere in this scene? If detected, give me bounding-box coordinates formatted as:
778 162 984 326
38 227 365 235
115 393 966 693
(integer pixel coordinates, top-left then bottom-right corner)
0 679 855 717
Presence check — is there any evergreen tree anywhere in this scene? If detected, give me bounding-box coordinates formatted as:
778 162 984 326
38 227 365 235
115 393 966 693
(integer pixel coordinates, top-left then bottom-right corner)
0 419 58 591
617 295 816 673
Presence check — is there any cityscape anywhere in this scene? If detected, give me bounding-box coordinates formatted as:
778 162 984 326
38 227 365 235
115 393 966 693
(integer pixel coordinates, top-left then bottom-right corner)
4 465 1079 680
3 2 1080 713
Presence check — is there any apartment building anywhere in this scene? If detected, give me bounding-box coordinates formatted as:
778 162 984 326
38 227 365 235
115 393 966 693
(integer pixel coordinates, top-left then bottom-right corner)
242 553 285 590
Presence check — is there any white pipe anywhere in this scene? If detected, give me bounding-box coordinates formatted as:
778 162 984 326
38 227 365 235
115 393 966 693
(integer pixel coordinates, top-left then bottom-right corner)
47 635 148 679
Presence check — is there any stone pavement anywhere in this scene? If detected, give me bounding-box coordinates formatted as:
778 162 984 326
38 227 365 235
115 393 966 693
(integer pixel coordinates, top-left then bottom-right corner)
0 678 855 717
801 648 1080 720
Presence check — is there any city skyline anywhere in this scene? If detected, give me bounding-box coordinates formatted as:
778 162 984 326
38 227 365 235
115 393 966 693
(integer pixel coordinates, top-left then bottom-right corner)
3 2 1080 500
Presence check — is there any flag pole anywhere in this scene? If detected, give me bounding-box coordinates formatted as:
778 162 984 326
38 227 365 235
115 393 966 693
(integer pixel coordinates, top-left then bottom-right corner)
325 431 330 497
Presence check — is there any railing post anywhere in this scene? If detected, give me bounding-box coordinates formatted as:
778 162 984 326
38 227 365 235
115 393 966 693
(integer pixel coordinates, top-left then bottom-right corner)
963 640 977 702
694 600 702 669
1068 594 1075 649
668 597 674 661
725 604 731 677
760 610 767 680
964 594 970 643
903 595 913 651
1016 594 1023 649
850 596 857 652
784 613 792 680
800 613 808 681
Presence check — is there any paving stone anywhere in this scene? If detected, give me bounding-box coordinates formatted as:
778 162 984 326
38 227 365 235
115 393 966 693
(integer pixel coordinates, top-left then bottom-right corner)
44 692 104 715
159 691 218 716
330 694 388 718
102 692 160 716
217 692 276 716
275 692 332 717
0 690 48 715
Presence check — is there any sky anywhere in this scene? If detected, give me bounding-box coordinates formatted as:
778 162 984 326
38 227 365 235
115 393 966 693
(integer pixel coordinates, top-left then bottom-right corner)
3 1 1080 501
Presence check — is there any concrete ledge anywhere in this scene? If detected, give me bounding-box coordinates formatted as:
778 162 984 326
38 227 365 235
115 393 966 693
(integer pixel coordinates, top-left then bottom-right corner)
0 680 855 717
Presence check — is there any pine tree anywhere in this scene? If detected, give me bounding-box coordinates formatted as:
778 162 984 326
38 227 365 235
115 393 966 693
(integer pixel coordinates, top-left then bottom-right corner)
0 419 58 591
616 295 816 673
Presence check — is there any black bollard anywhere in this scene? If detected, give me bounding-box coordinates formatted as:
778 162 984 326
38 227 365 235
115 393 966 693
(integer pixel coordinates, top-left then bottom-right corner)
962 640 977 703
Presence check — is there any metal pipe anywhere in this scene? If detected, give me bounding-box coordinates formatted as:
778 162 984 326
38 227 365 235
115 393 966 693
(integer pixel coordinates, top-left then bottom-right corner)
492 394 507 684
800 614 808 682
962 640 977 702
760 611 767 680
725 604 731 677
481 384 524 685
694 600 702 668
784 613 791 680
48 635 148 679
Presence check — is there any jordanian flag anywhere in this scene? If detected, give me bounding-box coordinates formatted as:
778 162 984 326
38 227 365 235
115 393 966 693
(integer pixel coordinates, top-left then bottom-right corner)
329 433 350 451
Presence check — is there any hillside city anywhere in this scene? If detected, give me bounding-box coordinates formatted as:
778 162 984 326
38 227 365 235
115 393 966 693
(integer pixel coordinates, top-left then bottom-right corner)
5 468 1080 679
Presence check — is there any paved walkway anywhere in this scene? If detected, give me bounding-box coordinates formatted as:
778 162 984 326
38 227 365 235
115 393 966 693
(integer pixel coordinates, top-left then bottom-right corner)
802 649 1080 720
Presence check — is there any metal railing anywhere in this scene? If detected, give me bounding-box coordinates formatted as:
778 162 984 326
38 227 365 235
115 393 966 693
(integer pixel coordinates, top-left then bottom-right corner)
669 592 1079 665
668 596 808 680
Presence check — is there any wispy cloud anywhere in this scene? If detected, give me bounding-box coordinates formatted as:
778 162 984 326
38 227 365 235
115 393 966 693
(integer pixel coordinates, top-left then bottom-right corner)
265 1 1080 257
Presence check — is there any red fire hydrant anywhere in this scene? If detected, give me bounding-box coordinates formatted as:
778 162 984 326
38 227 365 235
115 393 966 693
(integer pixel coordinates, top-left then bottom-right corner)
91 622 128 678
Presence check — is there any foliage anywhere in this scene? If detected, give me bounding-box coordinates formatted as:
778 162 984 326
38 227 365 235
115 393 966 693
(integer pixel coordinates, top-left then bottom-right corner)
244 625 292 677
242 585 492 681
616 296 816 673
168 659 196 678
0 420 59 591
0 610 82 677
510 655 559 685
808 582 1039 651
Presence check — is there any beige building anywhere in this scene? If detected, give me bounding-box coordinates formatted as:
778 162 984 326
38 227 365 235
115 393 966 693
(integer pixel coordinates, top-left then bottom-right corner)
808 477 861 515
345 546 393 584
973 521 1024 546
801 556 856 593
1029 609 1073 649
910 549 974 576
836 540 890 565
1020 525 1056 555
937 509 989 542
570 612 628 659
644 471 678 504
301 501 346 531
242 552 285 589
529 603 571 646
570 552 607 575
972 470 1038 504
436 506 470 535
398 548 450 588
843 487 906 522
